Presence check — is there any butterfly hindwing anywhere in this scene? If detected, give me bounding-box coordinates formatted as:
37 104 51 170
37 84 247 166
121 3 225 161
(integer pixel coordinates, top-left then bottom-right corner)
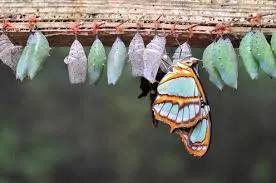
176 104 211 157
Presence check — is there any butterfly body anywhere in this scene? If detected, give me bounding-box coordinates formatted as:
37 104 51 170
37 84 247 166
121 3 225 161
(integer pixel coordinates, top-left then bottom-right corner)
152 57 211 157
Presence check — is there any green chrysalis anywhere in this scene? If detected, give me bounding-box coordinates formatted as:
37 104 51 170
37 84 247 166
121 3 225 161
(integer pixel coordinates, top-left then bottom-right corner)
239 31 259 79
251 31 276 78
87 36 106 85
202 41 224 90
27 30 51 80
213 38 238 89
271 32 276 55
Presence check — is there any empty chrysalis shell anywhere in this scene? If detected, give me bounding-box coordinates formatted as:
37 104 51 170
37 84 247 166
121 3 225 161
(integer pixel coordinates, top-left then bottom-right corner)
239 31 259 80
213 38 238 89
251 30 276 78
107 36 127 85
159 50 173 73
202 41 224 90
143 34 166 83
172 41 192 64
64 39 88 84
27 30 51 80
0 34 22 72
16 33 35 81
128 32 145 77
87 36 106 85
270 32 276 55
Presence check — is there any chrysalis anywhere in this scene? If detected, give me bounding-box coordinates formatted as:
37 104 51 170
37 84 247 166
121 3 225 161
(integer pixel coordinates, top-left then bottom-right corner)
0 34 22 72
172 41 192 64
87 36 106 85
107 36 127 85
27 30 51 80
64 39 87 84
202 41 224 90
270 32 276 55
159 50 173 73
143 34 166 83
239 31 259 79
213 38 238 89
251 30 276 78
128 32 145 77
16 33 35 81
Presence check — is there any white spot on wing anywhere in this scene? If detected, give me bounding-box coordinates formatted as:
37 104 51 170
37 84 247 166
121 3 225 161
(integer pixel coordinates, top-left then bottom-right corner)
183 106 189 122
153 103 163 113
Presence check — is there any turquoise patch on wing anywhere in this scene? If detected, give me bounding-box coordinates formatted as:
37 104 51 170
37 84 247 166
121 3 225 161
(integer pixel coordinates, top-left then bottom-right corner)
159 103 172 117
190 119 207 143
158 77 199 97
168 104 179 121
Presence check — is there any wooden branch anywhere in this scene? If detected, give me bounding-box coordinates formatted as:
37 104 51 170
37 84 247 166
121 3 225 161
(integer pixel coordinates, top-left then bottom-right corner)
1 0 276 47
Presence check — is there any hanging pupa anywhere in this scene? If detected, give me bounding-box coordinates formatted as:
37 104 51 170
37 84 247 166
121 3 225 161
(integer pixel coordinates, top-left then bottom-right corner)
128 31 145 77
0 34 22 72
87 35 106 85
159 50 173 73
27 30 51 80
270 32 276 55
143 34 166 83
202 41 224 90
64 39 87 84
172 41 192 64
16 33 35 81
107 36 127 85
213 37 238 89
251 30 276 78
239 31 259 79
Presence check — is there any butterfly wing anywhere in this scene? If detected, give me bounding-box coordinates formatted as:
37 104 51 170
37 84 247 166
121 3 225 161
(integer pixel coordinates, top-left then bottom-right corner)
175 104 211 157
152 61 207 132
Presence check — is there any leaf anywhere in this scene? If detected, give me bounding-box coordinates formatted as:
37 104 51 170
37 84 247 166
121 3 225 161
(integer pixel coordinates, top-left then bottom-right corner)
270 32 276 55
128 32 145 77
27 31 51 80
64 39 88 84
239 31 259 79
16 33 35 81
172 41 192 64
202 41 224 90
213 38 238 89
107 36 127 85
87 37 106 85
251 30 276 78
0 34 23 72
143 34 166 83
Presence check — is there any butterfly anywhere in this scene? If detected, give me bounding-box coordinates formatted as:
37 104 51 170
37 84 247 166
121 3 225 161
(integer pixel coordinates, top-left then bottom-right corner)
152 57 211 157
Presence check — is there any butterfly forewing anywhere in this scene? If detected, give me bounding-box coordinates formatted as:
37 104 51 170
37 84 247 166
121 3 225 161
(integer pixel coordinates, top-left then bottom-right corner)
152 60 207 133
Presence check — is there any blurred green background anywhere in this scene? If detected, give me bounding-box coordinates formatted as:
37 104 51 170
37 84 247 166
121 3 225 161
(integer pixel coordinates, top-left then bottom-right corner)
0 46 275 183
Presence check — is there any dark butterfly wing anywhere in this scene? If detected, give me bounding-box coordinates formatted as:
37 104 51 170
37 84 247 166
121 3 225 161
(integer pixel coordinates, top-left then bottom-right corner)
138 69 166 127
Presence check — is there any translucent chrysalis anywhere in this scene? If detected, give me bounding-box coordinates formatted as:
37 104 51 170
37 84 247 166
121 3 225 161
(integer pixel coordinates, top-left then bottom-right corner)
239 31 259 79
16 33 35 81
143 34 166 83
128 32 145 77
251 30 276 78
27 30 51 80
0 34 22 72
172 41 192 64
64 39 87 84
87 36 106 85
202 41 224 90
107 36 127 85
